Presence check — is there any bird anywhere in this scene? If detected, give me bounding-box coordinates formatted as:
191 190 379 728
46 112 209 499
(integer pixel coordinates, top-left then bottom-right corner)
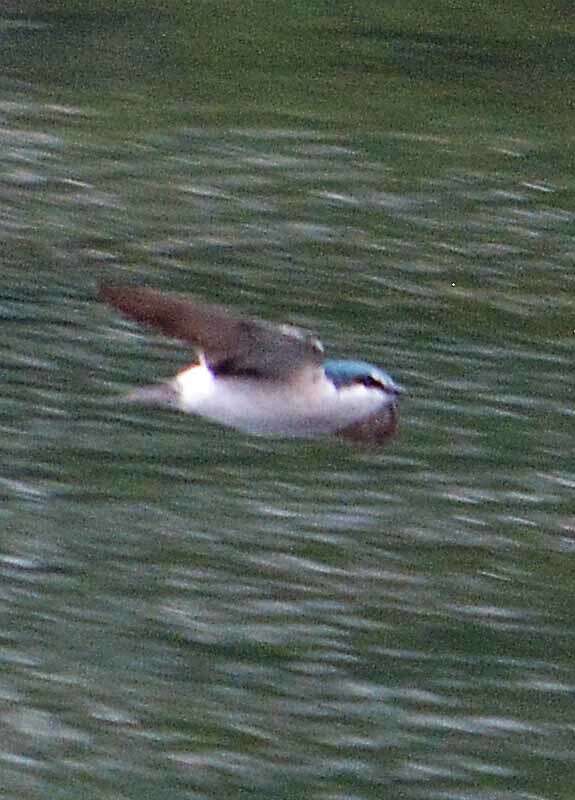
99 284 401 446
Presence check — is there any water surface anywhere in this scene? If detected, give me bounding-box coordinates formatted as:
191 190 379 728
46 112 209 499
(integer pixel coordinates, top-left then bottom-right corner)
1 3 574 799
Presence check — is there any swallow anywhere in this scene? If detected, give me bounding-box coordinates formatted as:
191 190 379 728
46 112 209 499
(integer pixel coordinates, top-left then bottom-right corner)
100 284 401 445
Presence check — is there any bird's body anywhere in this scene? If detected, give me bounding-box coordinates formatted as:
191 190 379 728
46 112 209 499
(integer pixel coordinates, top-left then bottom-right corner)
100 285 401 446
173 359 390 436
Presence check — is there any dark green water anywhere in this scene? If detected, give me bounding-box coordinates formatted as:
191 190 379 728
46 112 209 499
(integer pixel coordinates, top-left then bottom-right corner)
1 3 574 799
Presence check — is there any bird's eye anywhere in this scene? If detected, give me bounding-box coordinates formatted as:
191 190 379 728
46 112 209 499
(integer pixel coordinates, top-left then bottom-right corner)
357 374 385 390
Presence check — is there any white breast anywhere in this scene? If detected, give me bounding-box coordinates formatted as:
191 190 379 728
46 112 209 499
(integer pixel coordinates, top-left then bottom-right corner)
174 363 390 437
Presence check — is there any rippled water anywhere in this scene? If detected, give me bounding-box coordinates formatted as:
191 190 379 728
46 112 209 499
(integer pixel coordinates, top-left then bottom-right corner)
1 4 575 800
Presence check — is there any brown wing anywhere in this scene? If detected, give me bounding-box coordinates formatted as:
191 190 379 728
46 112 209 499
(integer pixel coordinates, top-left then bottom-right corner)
337 403 399 447
99 284 324 380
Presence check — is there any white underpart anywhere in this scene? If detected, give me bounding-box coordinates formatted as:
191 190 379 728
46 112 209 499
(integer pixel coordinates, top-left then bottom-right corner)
173 362 390 437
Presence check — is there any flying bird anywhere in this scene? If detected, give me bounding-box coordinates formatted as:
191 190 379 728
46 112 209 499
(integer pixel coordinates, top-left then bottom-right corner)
100 284 401 445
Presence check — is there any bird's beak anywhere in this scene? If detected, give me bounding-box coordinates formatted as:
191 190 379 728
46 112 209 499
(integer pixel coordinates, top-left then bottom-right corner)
387 382 404 397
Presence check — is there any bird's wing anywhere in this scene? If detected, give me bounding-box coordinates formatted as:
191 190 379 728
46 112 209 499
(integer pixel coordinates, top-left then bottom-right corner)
99 284 324 380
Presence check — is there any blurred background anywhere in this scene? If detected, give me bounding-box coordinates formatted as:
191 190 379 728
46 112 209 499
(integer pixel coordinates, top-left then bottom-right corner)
1 2 574 798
